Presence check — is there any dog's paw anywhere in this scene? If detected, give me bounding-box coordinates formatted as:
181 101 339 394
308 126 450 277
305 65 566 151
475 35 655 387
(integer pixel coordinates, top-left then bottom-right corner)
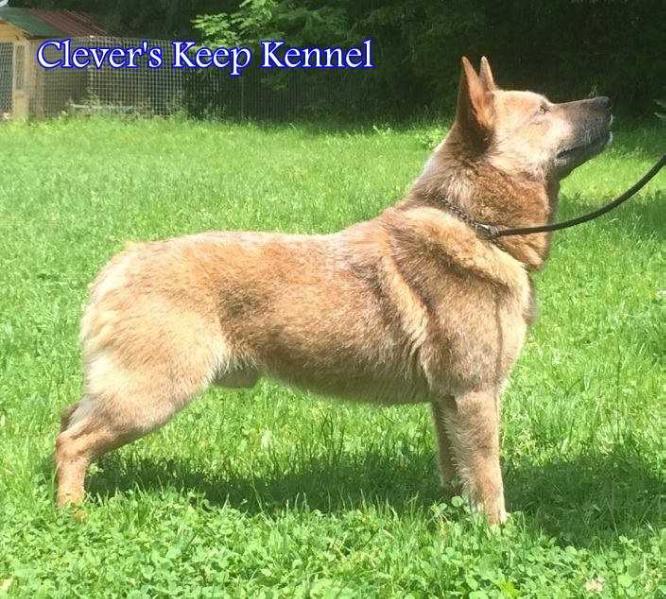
473 500 508 526
488 506 508 526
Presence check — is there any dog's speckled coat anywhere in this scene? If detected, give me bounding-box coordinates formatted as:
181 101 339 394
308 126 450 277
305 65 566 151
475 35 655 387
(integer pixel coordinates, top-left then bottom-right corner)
56 57 612 524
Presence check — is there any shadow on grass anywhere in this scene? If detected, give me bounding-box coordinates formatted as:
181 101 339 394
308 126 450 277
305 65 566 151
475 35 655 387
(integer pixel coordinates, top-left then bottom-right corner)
85 448 440 514
505 449 664 546
557 190 664 242
79 444 663 547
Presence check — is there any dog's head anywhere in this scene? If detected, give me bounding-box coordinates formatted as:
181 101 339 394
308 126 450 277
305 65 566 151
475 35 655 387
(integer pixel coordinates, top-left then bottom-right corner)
451 56 612 180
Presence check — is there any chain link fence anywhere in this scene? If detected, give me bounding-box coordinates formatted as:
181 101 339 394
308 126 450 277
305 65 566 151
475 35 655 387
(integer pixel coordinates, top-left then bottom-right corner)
0 36 369 120
0 42 13 116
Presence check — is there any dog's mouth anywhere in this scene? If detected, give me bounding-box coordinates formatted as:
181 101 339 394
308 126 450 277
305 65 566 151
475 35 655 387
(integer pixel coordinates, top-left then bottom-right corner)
556 129 612 161
553 124 612 178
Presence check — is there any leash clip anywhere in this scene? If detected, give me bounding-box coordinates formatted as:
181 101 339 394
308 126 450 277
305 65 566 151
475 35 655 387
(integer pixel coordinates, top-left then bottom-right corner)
475 223 501 240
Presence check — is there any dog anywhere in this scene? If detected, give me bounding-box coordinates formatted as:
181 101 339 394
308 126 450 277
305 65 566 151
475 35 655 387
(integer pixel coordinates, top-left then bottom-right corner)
55 57 612 523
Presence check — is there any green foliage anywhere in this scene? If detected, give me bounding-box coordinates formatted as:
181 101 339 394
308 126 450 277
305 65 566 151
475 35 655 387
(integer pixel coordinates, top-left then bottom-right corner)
11 0 666 117
0 118 664 596
193 0 278 47
656 100 666 121
193 0 666 118
194 0 348 48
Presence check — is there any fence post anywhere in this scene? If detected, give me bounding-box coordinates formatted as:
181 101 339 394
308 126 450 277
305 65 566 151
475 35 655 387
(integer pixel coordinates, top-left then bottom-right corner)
11 41 32 118
240 74 245 120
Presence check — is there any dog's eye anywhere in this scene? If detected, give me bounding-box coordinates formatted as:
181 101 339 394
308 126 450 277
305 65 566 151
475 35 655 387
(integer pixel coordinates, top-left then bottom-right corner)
538 104 549 115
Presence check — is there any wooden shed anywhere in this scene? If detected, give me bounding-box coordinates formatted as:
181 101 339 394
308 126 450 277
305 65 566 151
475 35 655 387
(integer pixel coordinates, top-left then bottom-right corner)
0 7 107 118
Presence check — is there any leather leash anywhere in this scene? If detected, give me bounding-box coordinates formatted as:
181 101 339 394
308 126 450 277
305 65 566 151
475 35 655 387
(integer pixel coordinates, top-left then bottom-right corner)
461 154 665 240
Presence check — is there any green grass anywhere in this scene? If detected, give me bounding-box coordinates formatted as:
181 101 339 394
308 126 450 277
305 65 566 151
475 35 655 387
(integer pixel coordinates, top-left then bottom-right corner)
0 116 664 597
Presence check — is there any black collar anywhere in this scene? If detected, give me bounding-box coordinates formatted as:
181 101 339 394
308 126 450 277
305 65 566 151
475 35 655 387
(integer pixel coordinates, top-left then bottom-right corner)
440 155 664 240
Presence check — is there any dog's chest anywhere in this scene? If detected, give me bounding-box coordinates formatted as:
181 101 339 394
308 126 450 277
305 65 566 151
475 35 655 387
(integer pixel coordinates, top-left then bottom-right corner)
408 271 532 392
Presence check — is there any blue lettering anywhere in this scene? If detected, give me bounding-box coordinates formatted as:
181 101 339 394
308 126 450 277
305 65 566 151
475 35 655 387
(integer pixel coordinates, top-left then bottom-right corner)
261 41 284 68
148 47 162 68
230 48 251 76
345 48 362 68
196 47 212 68
173 41 196 68
108 48 127 69
36 40 62 69
212 47 229 68
283 47 302 68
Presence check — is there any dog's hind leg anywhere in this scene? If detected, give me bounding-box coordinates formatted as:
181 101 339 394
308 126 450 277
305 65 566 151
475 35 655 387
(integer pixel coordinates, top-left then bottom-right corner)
56 331 227 506
56 395 128 506
56 373 210 506
56 383 195 506
436 389 506 524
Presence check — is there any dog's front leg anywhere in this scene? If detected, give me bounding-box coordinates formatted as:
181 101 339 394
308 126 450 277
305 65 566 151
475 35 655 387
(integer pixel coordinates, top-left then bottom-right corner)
430 400 461 494
434 390 506 525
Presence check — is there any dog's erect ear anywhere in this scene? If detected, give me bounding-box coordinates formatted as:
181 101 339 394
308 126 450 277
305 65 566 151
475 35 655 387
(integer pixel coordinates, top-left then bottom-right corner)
479 56 496 90
455 56 494 146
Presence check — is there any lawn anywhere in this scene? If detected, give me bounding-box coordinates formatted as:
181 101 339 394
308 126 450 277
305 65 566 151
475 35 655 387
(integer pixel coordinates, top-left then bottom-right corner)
0 117 663 597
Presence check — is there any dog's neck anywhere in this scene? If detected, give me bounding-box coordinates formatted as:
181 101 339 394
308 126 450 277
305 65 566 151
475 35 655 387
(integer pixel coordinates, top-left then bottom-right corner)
398 138 558 270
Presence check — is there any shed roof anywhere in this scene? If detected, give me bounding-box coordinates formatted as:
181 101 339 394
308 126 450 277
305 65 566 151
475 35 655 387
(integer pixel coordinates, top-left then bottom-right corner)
0 8 107 38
